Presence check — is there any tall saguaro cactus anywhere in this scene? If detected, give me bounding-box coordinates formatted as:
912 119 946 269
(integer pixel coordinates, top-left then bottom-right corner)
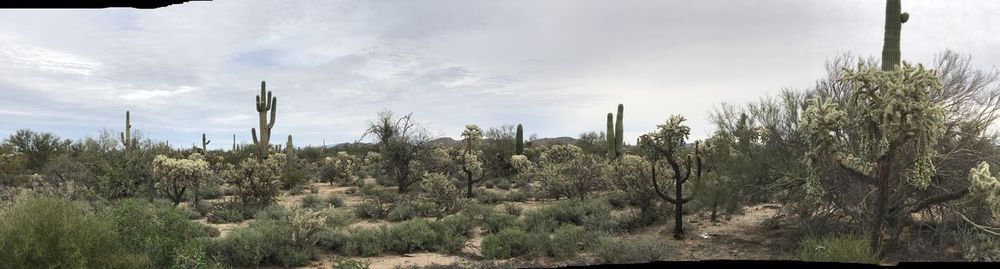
615 104 624 158
639 115 702 240
251 81 277 160
286 134 295 157
515 124 524 155
881 0 908 71
120 110 138 151
202 133 211 154
607 113 615 159
232 134 237 151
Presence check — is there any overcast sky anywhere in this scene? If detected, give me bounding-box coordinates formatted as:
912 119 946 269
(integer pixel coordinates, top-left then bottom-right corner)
1 0 998 149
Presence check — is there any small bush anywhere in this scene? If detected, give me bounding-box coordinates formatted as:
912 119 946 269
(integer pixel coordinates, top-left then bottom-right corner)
309 184 320 194
354 197 388 220
332 258 372 269
301 194 323 208
387 200 417 222
254 203 291 221
505 190 529 202
208 220 311 267
481 227 546 259
171 238 225 269
460 202 494 223
209 207 246 224
327 194 346 207
386 219 440 252
318 229 349 252
104 198 212 268
590 235 670 264
476 190 505 204
435 213 474 237
343 227 388 257
194 200 213 217
199 183 224 200
503 204 523 217
794 234 879 264
289 184 306 195
484 212 518 234
0 195 148 268
549 224 588 259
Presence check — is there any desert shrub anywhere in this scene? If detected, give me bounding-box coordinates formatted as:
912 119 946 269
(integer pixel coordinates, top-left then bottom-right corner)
343 227 388 257
476 190 505 204
459 202 494 223
181 204 202 219
194 200 213 217
590 235 671 264
481 227 532 259
301 194 323 208
503 204 523 217
208 220 311 267
794 234 879 264
103 198 213 268
523 198 616 233
199 182 224 200
958 229 1000 262
171 238 225 269
221 185 236 196
613 208 649 232
255 203 291 221
281 157 315 190
309 184 320 194
435 213 474 237
387 198 418 222
324 209 357 228
318 229 349 252
289 184 306 195
327 194 346 207
420 172 462 218
549 224 589 259
505 190 529 202
496 178 512 190
0 195 148 268
385 219 441 252
208 206 246 224
332 258 372 269
484 212 518 234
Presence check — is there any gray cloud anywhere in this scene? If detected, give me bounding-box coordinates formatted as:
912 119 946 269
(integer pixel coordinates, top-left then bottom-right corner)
0 0 998 148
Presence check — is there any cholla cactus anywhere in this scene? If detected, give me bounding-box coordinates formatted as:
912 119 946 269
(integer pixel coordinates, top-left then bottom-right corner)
322 151 359 186
231 154 284 208
799 62 949 256
420 172 461 219
969 162 1000 218
637 115 702 240
460 125 486 198
286 206 335 249
152 153 211 205
610 154 658 220
509 155 532 173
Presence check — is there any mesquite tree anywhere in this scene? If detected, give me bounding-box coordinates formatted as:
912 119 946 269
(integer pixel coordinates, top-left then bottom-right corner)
638 115 702 240
459 125 485 198
152 153 210 205
361 110 431 193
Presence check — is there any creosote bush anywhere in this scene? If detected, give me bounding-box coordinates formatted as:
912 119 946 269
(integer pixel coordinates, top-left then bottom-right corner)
794 234 879 264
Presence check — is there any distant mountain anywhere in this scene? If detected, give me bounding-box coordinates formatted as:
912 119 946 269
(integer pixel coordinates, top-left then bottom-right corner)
529 136 578 147
427 137 462 146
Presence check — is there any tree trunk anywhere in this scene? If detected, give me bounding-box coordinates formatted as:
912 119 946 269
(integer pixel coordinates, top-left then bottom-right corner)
674 176 684 239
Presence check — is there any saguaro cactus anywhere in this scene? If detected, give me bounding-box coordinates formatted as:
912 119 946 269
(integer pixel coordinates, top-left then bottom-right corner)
232 134 237 151
286 134 295 157
639 115 702 240
515 124 524 155
251 81 277 159
615 104 624 159
202 133 211 154
120 110 138 151
881 0 908 71
607 113 615 159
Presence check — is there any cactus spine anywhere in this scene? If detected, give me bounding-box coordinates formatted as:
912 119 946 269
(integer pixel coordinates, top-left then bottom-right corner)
250 81 277 159
881 0 908 71
615 104 624 159
515 124 524 155
607 113 615 159
120 110 138 151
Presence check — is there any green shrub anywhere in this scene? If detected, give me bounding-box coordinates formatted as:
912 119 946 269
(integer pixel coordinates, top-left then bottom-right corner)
524 198 617 233
959 229 1000 262
549 224 588 259
794 234 879 264
209 207 246 224
354 197 388 219
434 213 473 237
208 220 310 267
181 205 203 220
301 194 323 208
194 200 213 217
476 190 505 204
387 200 418 221
254 203 291 221
289 184 306 195
318 229 349 252
332 258 372 269
505 190 529 202
171 238 225 269
103 198 211 268
459 202 494 223
199 183 224 200
386 219 440 252
484 212 518 234
327 194 346 207
343 227 388 257
309 184 320 194
481 227 543 259
503 204 523 217
0 195 148 268
590 235 670 264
